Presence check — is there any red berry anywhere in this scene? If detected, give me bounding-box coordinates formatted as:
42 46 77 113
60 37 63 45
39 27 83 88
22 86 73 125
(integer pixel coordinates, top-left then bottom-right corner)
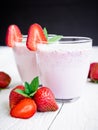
33 87 58 112
26 23 47 51
9 85 25 109
89 62 98 81
5 24 22 47
0 71 11 88
10 98 37 119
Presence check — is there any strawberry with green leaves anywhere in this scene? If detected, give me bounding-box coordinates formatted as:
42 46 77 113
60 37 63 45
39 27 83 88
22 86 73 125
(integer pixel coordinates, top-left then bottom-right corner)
5 24 22 47
16 77 58 112
9 76 58 115
9 77 39 119
9 77 39 109
10 98 37 119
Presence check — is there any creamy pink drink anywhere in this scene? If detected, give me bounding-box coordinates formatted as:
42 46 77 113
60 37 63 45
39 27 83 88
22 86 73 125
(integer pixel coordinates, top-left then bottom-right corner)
12 36 39 83
37 37 92 101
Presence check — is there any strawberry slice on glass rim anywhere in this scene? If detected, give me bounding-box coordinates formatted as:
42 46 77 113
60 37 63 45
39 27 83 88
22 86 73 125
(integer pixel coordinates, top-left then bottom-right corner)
26 23 48 51
5 24 23 47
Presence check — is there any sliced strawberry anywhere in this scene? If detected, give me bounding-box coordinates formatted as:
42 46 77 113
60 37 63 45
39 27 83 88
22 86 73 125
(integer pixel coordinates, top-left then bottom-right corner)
33 87 58 112
5 24 22 47
26 23 47 51
10 98 37 119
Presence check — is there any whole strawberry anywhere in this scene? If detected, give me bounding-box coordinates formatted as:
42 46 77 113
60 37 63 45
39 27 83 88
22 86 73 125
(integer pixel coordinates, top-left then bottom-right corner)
0 71 11 89
88 62 98 83
33 87 58 112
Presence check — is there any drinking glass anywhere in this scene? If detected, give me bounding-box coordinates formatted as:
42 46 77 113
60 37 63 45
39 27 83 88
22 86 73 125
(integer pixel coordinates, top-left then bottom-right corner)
12 34 56 83
36 36 92 102
12 35 39 83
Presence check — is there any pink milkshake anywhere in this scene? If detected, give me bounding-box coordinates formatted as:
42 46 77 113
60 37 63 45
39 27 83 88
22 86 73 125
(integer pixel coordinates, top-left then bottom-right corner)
37 36 92 101
12 35 39 83
12 34 56 83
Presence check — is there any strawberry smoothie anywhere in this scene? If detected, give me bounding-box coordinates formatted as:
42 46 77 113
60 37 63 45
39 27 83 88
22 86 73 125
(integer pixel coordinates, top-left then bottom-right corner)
12 34 55 83
12 35 39 83
37 37 92 101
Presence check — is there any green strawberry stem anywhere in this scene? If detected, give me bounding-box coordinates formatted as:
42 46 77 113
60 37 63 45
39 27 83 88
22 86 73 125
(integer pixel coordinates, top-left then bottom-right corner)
15 76 39 97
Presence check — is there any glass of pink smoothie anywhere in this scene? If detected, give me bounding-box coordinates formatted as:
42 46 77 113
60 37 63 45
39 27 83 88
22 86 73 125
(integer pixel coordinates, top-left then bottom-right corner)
12 35 39 83
12 34 56 83
37 36 92 102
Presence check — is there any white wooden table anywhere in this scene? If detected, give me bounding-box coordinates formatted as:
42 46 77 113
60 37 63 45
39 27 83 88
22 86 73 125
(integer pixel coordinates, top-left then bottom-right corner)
0 46 98 130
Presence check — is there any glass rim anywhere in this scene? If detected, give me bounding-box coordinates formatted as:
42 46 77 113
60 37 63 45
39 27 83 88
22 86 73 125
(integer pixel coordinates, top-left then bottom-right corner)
17 35 92 43
36 36 92 45
48 36 92 44
14 35 92 48
37 36 92 52
37 36 92 47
